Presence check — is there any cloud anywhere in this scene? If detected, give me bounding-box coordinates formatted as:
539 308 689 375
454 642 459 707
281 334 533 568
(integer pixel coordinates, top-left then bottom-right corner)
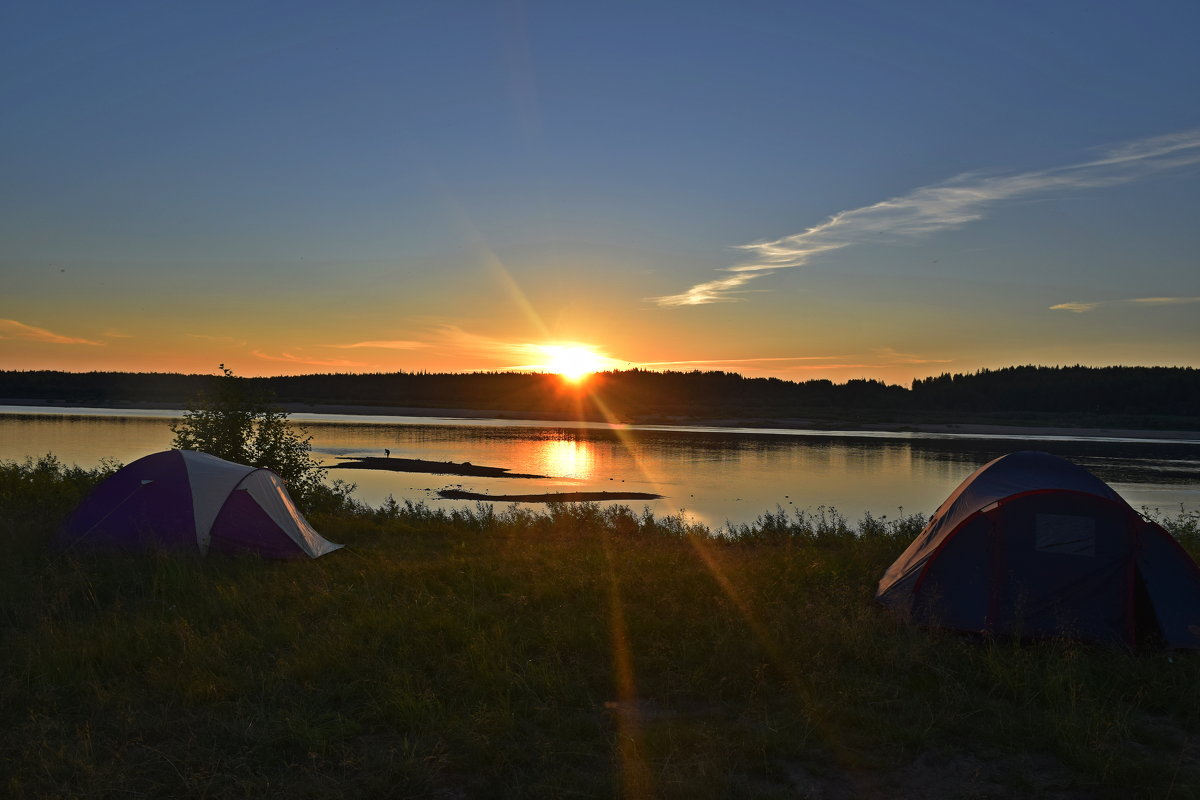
251 350 369 368
1050 296 1200 312
418 326 631 372
423 326 953 377
652 274 765 307
624 349 948 373
636 355 846 368
416 325 952 380
869 348 952 365
429 325 532 361
254 327 560 371
0 319 103 345
323 340 429 350
638 358 876 372
1128 296 1200 305
653 128 1200 307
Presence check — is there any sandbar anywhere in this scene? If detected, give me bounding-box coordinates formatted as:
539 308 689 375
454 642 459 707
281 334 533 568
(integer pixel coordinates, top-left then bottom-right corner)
331 456 546 479
437 489 663 503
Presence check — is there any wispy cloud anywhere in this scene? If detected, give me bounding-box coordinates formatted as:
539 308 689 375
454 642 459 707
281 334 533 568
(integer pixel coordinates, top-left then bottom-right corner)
653 128 1200 307
429 326 623 372
869 348 952 365
323 340 429 350
429 325 533 363
635 355 845 368
1050 296 1200 312
640 358 878 372
1128 296 1200 305
652 275 767 307
251 350 369 368
254 327 569 372
610 349 948 373
1049 301 1105 313
424 326 952 377
0 319 103 345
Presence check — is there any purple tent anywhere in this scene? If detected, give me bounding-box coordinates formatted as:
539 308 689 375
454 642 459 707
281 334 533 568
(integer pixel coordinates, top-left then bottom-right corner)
60 450 342 559
877 451 1200 648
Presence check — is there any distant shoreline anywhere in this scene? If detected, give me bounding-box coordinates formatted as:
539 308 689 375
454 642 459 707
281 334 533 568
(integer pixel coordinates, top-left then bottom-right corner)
2 398 1198 442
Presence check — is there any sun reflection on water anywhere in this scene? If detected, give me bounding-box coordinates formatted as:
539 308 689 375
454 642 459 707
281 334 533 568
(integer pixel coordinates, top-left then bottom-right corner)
534 438 596 479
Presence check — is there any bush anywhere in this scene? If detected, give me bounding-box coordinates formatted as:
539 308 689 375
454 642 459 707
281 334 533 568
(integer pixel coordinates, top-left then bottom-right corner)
0 453 120 519
169 365 354 510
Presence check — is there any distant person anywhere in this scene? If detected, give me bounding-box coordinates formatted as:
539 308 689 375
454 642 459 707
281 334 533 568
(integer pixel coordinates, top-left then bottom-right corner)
384 449 390 458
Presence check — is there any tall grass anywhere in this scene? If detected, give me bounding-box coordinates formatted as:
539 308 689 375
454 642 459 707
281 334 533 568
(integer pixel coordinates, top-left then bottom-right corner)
2 457 1199 798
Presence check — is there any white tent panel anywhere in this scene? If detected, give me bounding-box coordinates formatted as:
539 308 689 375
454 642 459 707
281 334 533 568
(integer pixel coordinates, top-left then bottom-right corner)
180 450 257 554
238 470 344 558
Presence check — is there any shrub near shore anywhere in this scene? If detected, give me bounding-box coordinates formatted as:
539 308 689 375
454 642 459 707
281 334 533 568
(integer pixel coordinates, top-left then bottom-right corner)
2 457 1199 798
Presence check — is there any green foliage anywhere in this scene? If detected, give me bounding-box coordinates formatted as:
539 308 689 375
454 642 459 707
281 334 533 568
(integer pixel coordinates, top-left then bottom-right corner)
169 365 353 509
0 453 120 523
1144 505 1200 552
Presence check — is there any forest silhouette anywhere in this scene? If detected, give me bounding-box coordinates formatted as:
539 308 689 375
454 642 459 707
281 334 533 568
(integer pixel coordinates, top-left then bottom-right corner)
2 365 1197 428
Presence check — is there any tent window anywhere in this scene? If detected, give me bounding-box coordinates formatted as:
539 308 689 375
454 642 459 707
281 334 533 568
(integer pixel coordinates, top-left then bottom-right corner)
1035 514 1096 556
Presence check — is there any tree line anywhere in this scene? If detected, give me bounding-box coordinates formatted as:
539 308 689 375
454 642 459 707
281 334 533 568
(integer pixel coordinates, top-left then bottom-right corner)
1 365 1197 424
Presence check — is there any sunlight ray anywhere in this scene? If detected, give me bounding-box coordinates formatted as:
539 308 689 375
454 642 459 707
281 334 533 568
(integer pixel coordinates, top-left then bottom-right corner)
432 201 672 501
683 534 865 782
434 189 552 342
579 389 672 502
479 251 553 342
601 533 655 798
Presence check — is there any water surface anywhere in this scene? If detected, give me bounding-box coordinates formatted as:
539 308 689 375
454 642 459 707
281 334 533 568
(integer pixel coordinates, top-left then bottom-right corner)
2 406 1196 529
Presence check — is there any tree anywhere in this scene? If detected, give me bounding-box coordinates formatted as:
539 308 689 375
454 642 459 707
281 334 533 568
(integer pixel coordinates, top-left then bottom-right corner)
169 365 333 507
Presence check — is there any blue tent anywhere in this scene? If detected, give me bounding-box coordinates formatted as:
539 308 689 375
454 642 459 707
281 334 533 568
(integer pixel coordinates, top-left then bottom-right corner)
877 451 1200 648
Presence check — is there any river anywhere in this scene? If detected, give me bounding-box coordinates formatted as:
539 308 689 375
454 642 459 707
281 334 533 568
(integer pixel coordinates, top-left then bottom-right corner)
2 405 1197 530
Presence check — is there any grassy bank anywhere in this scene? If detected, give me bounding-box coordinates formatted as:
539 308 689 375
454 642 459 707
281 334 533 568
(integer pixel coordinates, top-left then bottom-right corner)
3 457 1199 798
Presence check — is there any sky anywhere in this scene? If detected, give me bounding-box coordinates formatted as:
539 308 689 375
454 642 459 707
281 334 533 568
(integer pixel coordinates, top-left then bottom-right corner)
3 0 1199 385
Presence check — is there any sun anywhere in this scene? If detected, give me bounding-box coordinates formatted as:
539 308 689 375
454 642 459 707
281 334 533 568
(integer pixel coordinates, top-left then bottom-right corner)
539 344 612 383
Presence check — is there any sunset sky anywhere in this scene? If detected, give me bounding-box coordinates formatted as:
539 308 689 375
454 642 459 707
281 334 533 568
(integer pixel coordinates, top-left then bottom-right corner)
3 1 1199 384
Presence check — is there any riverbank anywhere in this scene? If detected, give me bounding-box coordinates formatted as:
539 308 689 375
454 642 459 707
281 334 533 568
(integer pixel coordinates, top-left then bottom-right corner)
3 460 1198 798
4 399 1198 442
856 420 1200 441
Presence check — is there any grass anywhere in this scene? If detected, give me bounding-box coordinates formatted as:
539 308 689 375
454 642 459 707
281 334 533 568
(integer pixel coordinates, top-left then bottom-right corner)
2 456 1199 798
